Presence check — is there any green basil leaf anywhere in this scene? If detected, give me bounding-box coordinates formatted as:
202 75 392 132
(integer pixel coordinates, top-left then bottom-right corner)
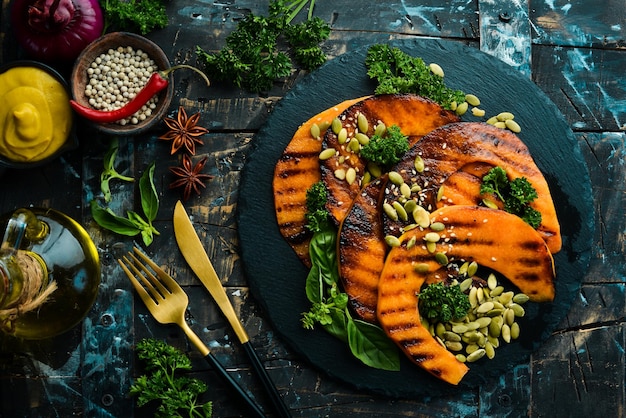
347 318 400 371
321 309 348 343
308 225 338 286
139 162 158 222
305 263 322 304
141 228 154 247
90 200 142 236
127 210 150 228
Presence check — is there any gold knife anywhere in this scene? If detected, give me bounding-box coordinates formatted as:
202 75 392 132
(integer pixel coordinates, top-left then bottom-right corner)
173 201 291 418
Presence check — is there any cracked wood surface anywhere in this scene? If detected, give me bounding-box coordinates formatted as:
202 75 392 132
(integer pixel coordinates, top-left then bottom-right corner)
0 0 624 417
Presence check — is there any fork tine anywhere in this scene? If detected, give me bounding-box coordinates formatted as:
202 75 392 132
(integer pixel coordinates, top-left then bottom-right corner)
125 251 171 299
132 247 183 294
118 256 160 311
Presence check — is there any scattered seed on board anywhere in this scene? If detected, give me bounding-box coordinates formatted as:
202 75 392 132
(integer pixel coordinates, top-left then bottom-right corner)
429 62 445 78
465 94 481 106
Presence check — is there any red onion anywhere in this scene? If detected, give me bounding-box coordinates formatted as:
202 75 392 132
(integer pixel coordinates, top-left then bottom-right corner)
11 0 104 63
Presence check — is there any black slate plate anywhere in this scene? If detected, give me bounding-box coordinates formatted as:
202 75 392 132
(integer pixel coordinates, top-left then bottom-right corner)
237 39 594 397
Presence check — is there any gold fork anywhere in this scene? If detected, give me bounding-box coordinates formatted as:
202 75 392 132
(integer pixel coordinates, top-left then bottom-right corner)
118 247 266 418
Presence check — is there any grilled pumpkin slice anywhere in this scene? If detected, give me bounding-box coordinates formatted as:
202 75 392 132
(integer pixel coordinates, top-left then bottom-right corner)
338 176 387 323
377 205 555 385
383 122 562 254
274 97 369 266
320 94 460 227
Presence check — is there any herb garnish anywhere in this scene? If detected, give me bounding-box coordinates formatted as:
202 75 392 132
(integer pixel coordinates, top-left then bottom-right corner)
102 0 168 35
418 282 471 323
130 338 213 418
301 182 400 371
359 124 409 166
365 44 466 109
195 0 330 92
100 139 134 203
480 166 542 228
91 161 160 246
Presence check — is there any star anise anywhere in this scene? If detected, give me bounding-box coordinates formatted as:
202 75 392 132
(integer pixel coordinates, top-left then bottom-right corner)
160 106 209 155
169 154 214 201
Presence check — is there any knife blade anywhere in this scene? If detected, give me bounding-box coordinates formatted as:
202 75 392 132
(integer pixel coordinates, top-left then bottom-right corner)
173 201 291 418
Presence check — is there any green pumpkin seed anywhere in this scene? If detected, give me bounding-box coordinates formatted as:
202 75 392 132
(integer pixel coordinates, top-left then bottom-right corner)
338 127 348 144
412 206 430 228
469 287 478 308
346 167 357 185
494 121 506 129
334 168 346 180
486 116 498 125
388 171 404 185
477 301 494 314
465 94 481 106
510 303 525 317
384 235 401 247
465 343 480 355
443 331 461 342
331 117 342 134
362 171 371 186
450 101 458 111
452 324 468 334
367 161 382 178
482 198 498 209
504 308 515 326
497 112 515 121
429 62 445 78
467 261 478 277
510 322 520 339
437 185 445 201
489 317 503 338
400 183 412 199
487 273 497 290
411 183 422 193
392 201 408 221
459 261 469 275
430 222 445 232
310 123 321 139
475 317 492 328
501 324 511 343
456 353 467 362
486 308 504 317
488 336 500 348
413 262 430 273
357 113 369 133
414 155 425 173
498 291 514 306
490 286 504 297
435 252 448 265
355 132 370 145
404 199 417 214
318 120 331 132
477 287 485 304
374 122 386 137
383 202 398 221
406 236 417 249
319 148 336 160
471 107 485 117
513 293 529 304
424 232 441 243
485 341 496 359
460 278 473 293
455 101 468 116
505 119 522 133
426 241 437 253
435 322 446 339
445 341 463 352
349 138 361 152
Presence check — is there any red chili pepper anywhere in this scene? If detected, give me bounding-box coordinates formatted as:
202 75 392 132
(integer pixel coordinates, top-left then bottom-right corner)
69 71 170 124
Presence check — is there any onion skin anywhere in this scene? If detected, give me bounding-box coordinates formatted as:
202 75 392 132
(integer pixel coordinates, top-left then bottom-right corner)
11 0 104 63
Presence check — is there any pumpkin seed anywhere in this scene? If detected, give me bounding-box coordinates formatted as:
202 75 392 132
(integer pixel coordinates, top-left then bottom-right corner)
424 232 441 243
469 287 478 308
471 107 485 117
486 116 498 125
404 199 417 214
443 331 461 342
413 262 430 273
383 202 398 221
476 287 485 304
494 121 506 129
338 127 348 144
310 123 321 139
510 322 520 339
435 252 448 265
489 316 503 338
334 168 346 180
429 62 445 78
485 341 496 359
348 137 360 152
384 235 401 247
400 183 412 199
482 198 498 209
488 336 500 348
465 94 481 106
392 201 408 221
504 308 515 326
406 236 417 249
362 171 372 186
346 167 357 185
487 273 497 290
477 301 494 314
498 291 514 306
452 324 468 334
465 343 480 355
475 317 492 328
501 324 511 343
426 241 437 253
455 101 468 116
459 261 469 275
430 221 445 232
486 308 504 317
412 206 430 228
318 120 331 132
467 261 478 277
367 161 382 178
355 132 370 145
445 341 463 352
505 119 522 133
357 113 369 133
490 286 504 297
460 278 473 293
437 185 445 201
374 122 386 137
414 155 425 173
388 171 404 185
450 101 458 111
465 321 480 332
497 112 515 121
411 183 422 193
456 354 467 363
513 293 530 304
510 303 525 317
319 148 336 160
331 117 342 134
435 322 446 339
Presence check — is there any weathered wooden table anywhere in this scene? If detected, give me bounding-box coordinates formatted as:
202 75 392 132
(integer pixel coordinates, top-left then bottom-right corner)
1 1 624 417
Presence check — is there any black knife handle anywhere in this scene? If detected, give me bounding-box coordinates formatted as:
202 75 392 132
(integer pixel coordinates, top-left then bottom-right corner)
203 352 266 418
242 341 292 418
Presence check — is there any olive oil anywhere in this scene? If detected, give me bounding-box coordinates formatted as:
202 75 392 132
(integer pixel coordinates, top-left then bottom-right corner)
0 208 100 339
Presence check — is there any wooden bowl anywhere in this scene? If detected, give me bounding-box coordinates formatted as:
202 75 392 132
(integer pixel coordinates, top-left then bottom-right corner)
0 60 78 172
70 32 174 136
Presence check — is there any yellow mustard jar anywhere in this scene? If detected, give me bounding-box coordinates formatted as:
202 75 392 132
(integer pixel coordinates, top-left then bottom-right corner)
0 65 73 162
